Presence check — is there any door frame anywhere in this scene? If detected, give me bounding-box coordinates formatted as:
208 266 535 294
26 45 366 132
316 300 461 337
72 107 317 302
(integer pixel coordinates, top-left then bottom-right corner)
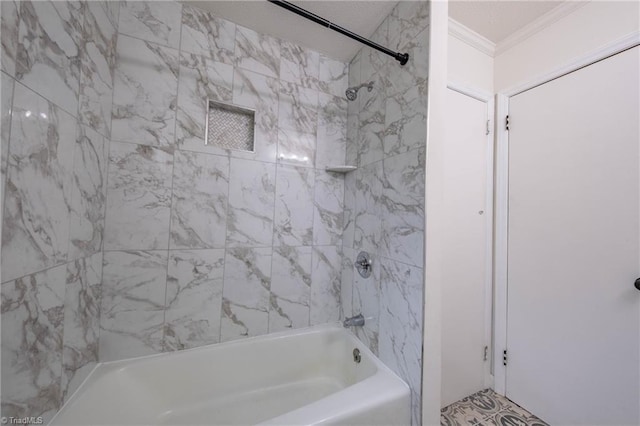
492 31 640 395
446 82 495 390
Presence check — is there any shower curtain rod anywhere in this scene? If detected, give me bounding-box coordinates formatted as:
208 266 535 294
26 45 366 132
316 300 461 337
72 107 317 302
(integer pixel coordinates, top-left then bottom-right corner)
267 0 410 66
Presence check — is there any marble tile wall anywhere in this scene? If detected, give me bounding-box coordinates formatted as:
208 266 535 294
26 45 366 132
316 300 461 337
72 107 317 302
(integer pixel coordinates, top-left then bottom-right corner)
341 2 429 425
1 0 347 419
1 0 116 421
99 0 348 363
1 0 429 422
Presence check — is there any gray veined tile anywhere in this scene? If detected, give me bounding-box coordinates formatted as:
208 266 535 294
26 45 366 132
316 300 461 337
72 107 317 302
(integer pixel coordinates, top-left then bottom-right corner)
230 68 279 163
220 247 272 342
1 263 66 422
278 81 318 136
220 301 269 344
342 171 357 249
111 34 179 149
354 321 379 356
14 0 83 116
79 1 118 138
348 51 362 88
345 112 359 167
118 0 182 49
176 53 234 154
1 71 14 222
313 171 344 246
2 84 76 283
179 53 234 105
181 4 236 65
277 127 316 168
384 85 427 157
318 55 348 98
381 148 425 267
273 164 314 247
68 125 109 261
235 25 280 79
104 141 173 251
316 92 347 168
1 0 19 77
62 252 103 402
164 249 225 351
357 82 385 167
386 27 429 99
226 158 276 247
345 52 361 167
361 16 389 83
340 247 355 320
379 257 424 426
96 1 121 31
268 295 310 334
353 161 384 254
280 41 320 89
310 245 341 325
222 249 272 309
99 250 168 362
269 246 312 332
170 150 229 250
388 1 430 51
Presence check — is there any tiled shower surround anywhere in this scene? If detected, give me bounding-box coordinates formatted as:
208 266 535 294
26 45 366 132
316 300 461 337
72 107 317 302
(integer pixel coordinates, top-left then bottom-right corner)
0 0 428 423
341 2 429 425
1 0 347 420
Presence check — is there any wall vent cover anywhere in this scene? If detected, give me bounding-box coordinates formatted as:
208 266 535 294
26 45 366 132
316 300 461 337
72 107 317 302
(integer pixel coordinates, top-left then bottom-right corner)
205 99 255 152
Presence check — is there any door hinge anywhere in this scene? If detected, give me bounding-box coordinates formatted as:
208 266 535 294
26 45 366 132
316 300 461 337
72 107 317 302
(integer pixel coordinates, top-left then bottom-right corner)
483 346 488 361
486 120 491 135
503 349 508 366
505 115 510 131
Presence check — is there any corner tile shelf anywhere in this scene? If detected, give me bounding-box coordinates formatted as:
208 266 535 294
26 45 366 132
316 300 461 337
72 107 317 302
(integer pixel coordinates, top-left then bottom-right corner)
325 165 357 173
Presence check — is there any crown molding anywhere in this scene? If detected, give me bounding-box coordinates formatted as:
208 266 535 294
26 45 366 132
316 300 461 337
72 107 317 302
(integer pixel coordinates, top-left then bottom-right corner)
449 18 496 57
495 1 590 56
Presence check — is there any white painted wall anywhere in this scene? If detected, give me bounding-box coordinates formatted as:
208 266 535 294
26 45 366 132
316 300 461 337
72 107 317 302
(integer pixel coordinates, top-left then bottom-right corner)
448 35 494 93
494 0 640 92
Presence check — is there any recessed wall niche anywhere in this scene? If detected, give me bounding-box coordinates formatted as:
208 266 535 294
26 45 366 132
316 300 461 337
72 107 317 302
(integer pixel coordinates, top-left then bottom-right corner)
205 99 255 152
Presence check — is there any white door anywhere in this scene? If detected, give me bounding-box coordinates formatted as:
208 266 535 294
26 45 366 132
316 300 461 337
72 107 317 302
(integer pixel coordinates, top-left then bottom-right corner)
442 87 493 407
506 46 640 425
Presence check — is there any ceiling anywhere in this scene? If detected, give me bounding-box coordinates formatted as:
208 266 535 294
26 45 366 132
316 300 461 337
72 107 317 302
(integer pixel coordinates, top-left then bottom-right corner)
185 1 566 63
185 1 398 63
449 0 563 44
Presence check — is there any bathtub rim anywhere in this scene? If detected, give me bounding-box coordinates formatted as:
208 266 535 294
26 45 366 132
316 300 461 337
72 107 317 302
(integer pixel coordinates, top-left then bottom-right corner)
54 322 409 423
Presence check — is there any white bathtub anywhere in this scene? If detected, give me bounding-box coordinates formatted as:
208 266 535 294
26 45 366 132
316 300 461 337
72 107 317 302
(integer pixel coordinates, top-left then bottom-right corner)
50 324 410 425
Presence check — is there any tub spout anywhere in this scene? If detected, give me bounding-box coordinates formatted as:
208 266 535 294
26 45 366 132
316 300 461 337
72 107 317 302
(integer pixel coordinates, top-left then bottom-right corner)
343 314 365 328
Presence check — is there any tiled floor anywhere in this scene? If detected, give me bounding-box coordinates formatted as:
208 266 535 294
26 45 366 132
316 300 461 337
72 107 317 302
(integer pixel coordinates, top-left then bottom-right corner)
441 389 549 426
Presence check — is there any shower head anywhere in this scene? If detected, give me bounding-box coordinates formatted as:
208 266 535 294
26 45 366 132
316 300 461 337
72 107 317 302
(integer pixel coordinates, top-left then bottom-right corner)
345 87 358 101
345 81 374 101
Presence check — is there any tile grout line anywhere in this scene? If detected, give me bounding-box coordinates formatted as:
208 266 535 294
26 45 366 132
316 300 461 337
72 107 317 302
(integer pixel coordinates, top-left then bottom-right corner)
160 1 187 353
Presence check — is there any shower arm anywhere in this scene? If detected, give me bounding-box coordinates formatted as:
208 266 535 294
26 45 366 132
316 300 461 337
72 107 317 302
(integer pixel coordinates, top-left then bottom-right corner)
267 0 409 66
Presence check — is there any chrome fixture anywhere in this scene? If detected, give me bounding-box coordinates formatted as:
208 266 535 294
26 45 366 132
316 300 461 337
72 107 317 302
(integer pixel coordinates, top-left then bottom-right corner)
355 251 372 278
343 313 365 328
352 348 361 364
345 81 374 101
